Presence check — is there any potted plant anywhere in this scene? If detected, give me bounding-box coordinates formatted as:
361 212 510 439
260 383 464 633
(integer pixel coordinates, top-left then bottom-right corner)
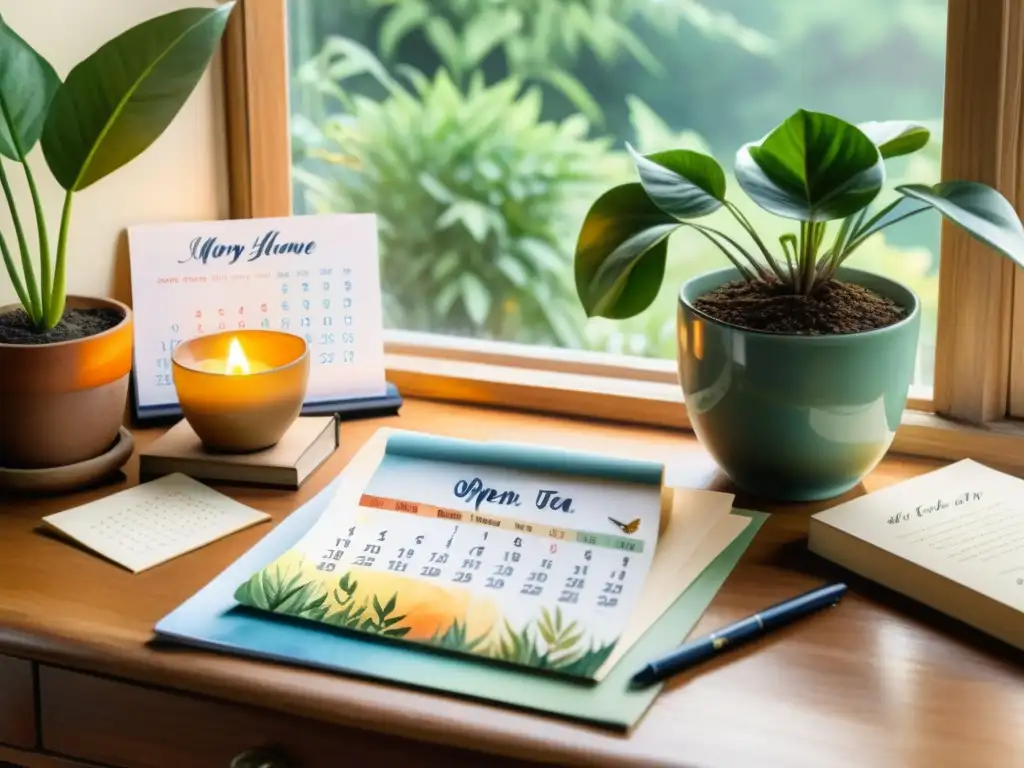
0 4 233 473
575 110 1024 501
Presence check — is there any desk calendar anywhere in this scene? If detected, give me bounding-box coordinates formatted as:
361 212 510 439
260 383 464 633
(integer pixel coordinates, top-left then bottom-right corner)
127 214 399 422
235 431 666 680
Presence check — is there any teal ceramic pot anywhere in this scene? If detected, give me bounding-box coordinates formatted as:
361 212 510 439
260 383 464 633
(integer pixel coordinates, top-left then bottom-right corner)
677 267 921 502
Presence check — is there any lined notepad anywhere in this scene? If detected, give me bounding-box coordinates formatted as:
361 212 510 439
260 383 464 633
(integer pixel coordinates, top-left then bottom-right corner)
42 474 270 573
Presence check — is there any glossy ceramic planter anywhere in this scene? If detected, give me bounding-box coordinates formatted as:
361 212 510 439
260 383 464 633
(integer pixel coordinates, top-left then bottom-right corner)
0 296 133 469
677 267 920 501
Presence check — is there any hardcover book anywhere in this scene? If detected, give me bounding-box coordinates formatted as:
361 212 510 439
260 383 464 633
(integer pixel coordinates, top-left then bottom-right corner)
808 459 1024 650
140 416 338 489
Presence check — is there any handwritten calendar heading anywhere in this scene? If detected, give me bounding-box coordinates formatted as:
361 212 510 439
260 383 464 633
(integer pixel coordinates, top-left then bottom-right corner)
183 231 318 266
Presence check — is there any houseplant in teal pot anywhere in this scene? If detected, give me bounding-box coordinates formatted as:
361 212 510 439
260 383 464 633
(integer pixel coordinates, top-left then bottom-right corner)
575 110 1024 501
0 4 233 483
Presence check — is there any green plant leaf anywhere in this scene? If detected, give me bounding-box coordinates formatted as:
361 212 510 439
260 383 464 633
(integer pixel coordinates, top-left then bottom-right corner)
380 0 429 60
735 109 884 221
384 626 412 638
857 120 930 159
626 143 725 219
460 272 491 326
898 181 1024 268
41 4 234 191
574 183 678 319
0 18 60 160
464 8 522 70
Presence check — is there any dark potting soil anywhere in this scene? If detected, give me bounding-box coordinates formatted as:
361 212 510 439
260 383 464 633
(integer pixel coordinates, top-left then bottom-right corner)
693 279 906 335
0 307 123 345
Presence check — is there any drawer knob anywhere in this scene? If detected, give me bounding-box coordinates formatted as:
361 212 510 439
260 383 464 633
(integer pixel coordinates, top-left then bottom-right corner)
230 747 293 768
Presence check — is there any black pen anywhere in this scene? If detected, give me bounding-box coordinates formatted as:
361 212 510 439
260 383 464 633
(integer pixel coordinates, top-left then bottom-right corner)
630 582 848 688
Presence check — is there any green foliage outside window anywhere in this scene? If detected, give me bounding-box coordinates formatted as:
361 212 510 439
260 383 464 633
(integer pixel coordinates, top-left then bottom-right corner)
289 0 946 384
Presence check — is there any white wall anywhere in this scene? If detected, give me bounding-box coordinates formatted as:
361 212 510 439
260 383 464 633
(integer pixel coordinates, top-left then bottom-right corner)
0 0 230 308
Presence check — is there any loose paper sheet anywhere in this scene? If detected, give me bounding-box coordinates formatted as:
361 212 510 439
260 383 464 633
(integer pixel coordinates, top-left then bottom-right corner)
42 474 270 573
813 459 1024 611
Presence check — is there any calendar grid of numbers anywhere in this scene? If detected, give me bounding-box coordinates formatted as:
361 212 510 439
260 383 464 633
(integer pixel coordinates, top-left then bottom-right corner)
234 433 664 680
127 214 387 417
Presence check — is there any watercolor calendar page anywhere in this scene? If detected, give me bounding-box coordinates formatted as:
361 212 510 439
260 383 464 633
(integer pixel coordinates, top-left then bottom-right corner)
234 433 665 680
127 214 387 419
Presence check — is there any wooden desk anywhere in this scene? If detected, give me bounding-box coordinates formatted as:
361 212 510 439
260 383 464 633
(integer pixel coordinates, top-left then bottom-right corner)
1 399 1021 768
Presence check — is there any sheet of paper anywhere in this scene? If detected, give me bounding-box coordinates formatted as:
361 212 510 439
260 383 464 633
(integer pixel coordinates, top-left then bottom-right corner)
814 459 1023 611
127 213 387 417
42 474 270 574
600 499 747 674
234 430 665 679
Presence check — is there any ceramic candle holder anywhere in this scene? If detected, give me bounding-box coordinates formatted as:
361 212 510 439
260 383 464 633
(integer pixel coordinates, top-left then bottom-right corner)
171 330 309 453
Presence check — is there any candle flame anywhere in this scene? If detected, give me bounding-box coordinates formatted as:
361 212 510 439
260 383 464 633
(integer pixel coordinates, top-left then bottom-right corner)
225 337 251 375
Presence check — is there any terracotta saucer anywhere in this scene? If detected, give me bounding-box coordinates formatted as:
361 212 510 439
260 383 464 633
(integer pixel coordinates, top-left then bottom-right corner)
0 427 135 495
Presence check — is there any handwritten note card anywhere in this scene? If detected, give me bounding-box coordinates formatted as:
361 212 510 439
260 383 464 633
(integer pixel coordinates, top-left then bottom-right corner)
234 432 665 679
127 214 387 417
42 474 270 573
813 459 1024 613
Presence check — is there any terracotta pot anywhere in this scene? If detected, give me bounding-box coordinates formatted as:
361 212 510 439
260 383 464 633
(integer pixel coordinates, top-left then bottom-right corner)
0 296 133 469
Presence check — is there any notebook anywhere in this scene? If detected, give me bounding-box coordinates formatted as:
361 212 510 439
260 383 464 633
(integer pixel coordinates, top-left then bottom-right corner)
154 431 767 729
231 429 744 681
808 459 1024 650
139 416 339 489
41 473 270 573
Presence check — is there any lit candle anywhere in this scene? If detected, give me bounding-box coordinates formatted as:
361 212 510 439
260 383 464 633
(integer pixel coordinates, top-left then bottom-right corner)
171 330 309 452
194 337 272 375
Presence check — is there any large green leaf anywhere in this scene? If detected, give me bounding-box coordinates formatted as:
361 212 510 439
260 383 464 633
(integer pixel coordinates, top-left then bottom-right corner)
898 181 1024 269
857 120 930 159
574 183 679 319
0 17 60 160
735 109 885 221
41 4 234 191
626 143 725 220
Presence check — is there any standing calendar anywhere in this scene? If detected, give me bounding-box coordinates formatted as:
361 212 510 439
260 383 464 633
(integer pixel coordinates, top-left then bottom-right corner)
127 214 391 420
234 431 665 681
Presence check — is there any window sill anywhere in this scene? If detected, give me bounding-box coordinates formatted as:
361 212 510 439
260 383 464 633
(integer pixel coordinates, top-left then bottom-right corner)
385 352 1024 476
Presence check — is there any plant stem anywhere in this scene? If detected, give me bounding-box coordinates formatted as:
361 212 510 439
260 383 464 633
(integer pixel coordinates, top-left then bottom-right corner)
795 221 807 293
691 222 765 279
0 228 32 314
724 201 787 281
801 221 818 295
0 159 41 323
848 198 902 243
46 190 74 329
685 224 755 281
841 207 930 259
16 140 52 321
779 233 798 286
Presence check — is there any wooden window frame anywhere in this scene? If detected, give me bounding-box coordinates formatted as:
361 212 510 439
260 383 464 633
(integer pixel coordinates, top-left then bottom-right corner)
222 0 1024 472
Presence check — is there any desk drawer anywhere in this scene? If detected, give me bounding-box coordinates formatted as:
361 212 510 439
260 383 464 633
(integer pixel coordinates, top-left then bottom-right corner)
0 655 36 749
40 667 519 768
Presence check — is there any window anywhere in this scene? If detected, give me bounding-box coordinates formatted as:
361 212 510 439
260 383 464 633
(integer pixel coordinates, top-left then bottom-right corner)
285 0 945 389
225 0 1024 467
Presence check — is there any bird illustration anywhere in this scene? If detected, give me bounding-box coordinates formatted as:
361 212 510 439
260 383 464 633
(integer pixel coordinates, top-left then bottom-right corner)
608 516 641 535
